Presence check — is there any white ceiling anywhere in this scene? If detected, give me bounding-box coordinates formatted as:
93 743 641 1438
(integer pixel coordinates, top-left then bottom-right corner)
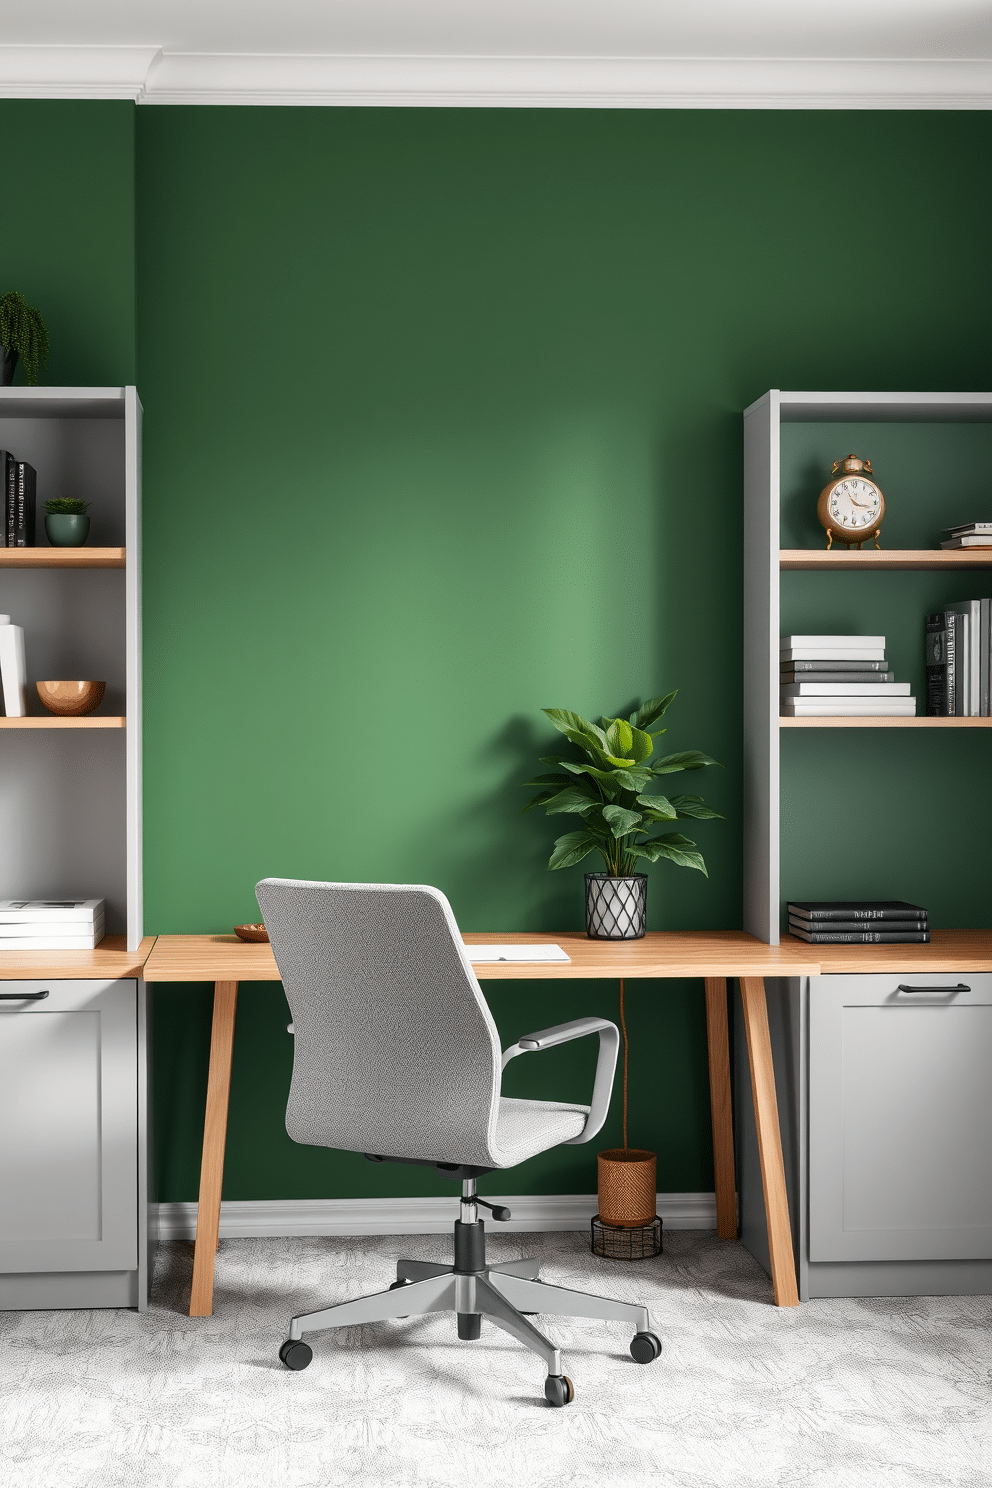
1 0 990 106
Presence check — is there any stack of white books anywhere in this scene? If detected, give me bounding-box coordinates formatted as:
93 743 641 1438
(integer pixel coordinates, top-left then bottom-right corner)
0 899 106 950
940 522 992 550
780 636 917 717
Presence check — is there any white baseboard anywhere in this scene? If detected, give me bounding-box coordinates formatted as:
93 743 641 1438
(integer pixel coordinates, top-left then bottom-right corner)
154 1192 718 1241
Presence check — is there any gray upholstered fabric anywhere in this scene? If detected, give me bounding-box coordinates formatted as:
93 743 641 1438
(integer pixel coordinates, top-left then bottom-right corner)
255 879 588 1170
495 1098 589 1164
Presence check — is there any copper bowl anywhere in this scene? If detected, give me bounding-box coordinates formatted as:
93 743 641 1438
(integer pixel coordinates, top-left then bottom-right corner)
36 680 106 716
234 923 269 942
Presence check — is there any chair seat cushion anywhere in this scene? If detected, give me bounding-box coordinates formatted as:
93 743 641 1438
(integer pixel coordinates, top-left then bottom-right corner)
494 1097 590 1165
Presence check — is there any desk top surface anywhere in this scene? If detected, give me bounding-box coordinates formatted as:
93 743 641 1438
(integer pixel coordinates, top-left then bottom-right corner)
0 935 157 981
143 930 817 981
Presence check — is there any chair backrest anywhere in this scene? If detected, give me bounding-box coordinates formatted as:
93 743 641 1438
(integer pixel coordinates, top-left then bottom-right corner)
255 879 504 1168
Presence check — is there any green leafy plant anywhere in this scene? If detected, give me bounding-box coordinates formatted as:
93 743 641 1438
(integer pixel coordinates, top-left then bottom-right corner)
43 497 90 515
523 692 723 876
0 291 49 385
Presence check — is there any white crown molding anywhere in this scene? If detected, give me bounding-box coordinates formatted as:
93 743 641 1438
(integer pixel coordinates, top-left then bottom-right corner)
154 1191 719 1240
143 53 992 108
0 47 991 107
0 46 160 100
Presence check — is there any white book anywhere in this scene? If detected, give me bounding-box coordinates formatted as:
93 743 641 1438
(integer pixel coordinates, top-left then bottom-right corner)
466 943 570 963
0 915 104 940
940 536 992 549
0 930 105 950
943 522 992 535
0 898 105 924
782 648 886 662
782 698 916 716
780 683 911 697
780 635 885 650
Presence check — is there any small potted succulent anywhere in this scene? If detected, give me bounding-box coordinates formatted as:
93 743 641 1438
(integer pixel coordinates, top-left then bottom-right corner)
0 291 49 386
44 498 90 547
524 691 722 939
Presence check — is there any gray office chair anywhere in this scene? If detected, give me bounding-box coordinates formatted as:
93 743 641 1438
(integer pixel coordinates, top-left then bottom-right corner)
256 877 662 1407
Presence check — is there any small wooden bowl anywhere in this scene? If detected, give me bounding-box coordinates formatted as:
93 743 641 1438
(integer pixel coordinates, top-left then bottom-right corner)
233 923 269 942
36 680 106 716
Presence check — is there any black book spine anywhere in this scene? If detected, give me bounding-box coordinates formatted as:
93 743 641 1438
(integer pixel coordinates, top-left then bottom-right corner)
5 456 15 547
926 611 956 716
789 907 928 921
796 931 931 944
15 462 36 547
789 919 927 935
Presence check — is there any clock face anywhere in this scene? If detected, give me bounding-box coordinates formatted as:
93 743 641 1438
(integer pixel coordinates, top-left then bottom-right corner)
827 476 882 532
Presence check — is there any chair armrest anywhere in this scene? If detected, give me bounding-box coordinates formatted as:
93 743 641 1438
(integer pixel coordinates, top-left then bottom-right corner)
501 1017 619 1146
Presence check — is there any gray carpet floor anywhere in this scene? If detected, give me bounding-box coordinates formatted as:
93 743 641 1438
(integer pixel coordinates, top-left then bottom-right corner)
1 1231 989 1488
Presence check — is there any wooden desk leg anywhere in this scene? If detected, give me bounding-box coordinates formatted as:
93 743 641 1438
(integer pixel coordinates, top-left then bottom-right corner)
703 978 738 1240
189 980 239 1318
739 977 800 1308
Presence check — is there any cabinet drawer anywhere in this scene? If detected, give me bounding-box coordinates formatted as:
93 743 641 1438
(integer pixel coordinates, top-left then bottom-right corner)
0 979 138 1273
809 972 992 1263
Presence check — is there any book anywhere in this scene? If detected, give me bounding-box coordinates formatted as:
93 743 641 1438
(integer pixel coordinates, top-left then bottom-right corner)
788 927 931 944
0 897 105 923
925 610 959 716
981 598 991 717
788 901 928 921
466 943 570 963
0 930 105 950
14 460 36 547
0 916 104 940
5 454 16 547
781 648 886 662
780 683 910 697
943 522 992 536
945 602 980 716
780 635 885 651
788 917 925 935
0 452 14 546
940 536 992 549
780 660 892 674
781 671 895 684
781 699 916 716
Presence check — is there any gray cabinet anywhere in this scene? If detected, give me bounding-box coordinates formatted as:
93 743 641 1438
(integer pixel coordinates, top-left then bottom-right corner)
736 973 992 1299
809 974 992 1264
0 978 149 1309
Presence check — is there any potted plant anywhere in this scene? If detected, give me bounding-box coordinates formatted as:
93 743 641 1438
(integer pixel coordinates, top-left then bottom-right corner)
0 291 49 386
44 498 90 547
523 691 722 939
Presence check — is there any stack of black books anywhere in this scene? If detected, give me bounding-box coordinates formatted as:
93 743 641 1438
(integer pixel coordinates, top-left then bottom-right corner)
787 901 930 943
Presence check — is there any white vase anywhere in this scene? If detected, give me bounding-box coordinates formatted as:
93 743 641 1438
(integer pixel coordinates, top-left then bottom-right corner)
0 614 28 716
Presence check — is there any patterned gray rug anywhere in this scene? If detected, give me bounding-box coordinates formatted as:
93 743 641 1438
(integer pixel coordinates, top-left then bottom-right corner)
1 1231 989 1487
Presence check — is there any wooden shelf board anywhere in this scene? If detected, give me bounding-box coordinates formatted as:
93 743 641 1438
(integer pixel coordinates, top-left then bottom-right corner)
0 715 125 729
780 715 992 728
782 927 992 975
0 547 125 569
780 548 992 570
0 934 155 981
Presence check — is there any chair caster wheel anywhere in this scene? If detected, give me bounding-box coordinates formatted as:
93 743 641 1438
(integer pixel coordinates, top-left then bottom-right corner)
630 1331 662 1364
389 1278 412 1316
279 1339 313 1371
544 1374 575 1407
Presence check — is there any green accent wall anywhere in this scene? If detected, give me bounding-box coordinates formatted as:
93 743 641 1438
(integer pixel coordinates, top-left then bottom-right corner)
0 101 136 385
5 102 992 1204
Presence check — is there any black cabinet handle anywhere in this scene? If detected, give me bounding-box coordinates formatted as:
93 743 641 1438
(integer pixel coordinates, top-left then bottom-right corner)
896 983 970 995
0 989 50 1000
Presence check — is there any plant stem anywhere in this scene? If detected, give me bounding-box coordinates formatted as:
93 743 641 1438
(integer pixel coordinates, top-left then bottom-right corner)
619 977 628 1151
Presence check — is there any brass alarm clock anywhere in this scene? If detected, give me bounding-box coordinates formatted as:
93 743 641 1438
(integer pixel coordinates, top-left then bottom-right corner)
817 454 885 550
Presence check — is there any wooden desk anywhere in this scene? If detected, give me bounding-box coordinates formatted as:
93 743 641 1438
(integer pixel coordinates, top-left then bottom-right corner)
0 934 155 981
143 931 816 1317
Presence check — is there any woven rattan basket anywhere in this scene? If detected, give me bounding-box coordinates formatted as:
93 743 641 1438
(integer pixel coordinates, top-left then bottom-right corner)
596 1148 657 1227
